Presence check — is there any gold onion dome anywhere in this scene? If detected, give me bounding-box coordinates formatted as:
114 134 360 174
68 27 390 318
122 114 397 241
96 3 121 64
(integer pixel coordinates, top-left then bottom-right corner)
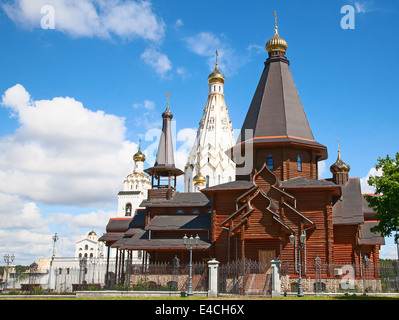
208 50 225 84
193 171 206 185
266 28 288 54
266 11 288 54
330 150 351 173
133 146 146 162
88 230 97 236
208 64 225 84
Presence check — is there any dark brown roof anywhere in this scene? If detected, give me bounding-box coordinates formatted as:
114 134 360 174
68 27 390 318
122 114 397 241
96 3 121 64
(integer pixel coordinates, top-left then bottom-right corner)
145 214 210 231
358 221 385 245
332 178 364 225
230 54 327 160
141 192 210 207
98 233 124 242
201 180 254 192
281 177 337 188
116 231 212 250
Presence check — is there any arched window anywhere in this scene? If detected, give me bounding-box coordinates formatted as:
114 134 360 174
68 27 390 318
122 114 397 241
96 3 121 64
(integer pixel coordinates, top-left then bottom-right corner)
177 210 184 214
218 175 221 185
206 175 210 188
297 155 303 172
228 176 232 182
267 154 274 170
85 245 88 250
125 203 132 216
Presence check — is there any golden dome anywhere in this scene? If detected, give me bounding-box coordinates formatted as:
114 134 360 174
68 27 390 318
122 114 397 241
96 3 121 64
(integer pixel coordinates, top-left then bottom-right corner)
88 230 97 236
330 150 350 174
133 146 146 162
266 11 288 54
193 171 206 185
266 28 288 54
208 65 225 84
208 50 225 84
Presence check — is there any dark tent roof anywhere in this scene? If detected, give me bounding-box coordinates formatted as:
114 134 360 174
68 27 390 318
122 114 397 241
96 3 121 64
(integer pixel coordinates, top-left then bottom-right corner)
229 54 327 160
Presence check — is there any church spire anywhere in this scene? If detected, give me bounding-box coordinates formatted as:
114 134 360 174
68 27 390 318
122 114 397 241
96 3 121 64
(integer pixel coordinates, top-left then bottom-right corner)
228 12 327 181
145 92 183 191
184 55 235 192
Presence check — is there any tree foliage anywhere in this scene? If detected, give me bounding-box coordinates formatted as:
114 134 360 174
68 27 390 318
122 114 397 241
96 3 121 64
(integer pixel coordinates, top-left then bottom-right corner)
364 153 399 239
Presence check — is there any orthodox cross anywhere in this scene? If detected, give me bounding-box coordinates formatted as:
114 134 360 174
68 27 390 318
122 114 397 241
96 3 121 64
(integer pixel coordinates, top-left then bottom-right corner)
166 91 170 107
274 10 278 32
215 50 219 67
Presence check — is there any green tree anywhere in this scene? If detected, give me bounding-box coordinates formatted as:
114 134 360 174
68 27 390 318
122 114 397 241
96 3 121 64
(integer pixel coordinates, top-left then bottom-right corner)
364 153 399 241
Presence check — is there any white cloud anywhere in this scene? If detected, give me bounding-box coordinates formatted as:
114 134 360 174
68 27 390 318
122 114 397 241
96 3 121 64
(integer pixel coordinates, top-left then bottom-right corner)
175 19 183 28
0 84 137 207
318 160 327 179
360 167 382 194
185 32 245 77
133 100 155 110
141 48 172 77
2 0 165 41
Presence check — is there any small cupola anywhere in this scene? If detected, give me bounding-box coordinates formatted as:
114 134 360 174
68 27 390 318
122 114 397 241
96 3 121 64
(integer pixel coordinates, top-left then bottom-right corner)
330 148 350 185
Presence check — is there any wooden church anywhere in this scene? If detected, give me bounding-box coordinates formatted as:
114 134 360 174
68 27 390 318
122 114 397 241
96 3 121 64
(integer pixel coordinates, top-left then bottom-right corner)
99 20 384 279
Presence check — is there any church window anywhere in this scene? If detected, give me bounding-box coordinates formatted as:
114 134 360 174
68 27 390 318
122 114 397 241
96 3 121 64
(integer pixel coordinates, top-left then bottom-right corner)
188 178 190 192
228 176 232 182
125 203 132 216
267 154 274 170
206 175 210 188
297 155 303 171
218 175 221 184
79 253 82 258
67 268 70 275
192 210 199 214
177 210 184 214
85 245 88 250
59 268 62 275
90 253 93 258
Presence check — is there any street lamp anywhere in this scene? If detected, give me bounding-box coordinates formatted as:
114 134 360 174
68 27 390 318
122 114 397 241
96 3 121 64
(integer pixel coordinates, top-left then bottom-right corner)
52 233 59 259
289 232 306 297
3 254 15 290
183 234 200 296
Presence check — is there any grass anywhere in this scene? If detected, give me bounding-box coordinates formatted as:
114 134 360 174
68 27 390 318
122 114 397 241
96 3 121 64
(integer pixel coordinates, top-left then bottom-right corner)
2 294 399 300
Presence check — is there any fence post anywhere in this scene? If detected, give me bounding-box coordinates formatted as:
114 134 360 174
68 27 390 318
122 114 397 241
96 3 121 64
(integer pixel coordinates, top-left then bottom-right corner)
208 258 219 297
271 259 281 297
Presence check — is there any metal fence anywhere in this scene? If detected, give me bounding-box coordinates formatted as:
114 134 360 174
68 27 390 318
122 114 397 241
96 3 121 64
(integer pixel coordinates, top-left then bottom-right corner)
2 259 398 295
280 261 399 294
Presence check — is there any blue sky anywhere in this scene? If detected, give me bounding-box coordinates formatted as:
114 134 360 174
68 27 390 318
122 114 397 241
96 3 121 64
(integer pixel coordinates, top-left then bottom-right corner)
0 0 398 264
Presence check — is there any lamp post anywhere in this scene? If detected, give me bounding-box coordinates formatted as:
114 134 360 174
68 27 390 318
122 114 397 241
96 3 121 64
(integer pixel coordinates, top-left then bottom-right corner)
52 233 59 259
183 234 200 296
3 254 15 290
289 232 306 297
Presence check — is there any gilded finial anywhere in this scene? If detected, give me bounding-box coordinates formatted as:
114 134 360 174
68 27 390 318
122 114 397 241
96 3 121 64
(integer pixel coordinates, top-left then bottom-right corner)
162 91 173 119
274 10 278 33
215 50 219 67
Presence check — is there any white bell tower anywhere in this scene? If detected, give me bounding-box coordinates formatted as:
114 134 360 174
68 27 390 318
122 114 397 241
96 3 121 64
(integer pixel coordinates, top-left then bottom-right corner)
184 51 236 192
117 141 151 217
